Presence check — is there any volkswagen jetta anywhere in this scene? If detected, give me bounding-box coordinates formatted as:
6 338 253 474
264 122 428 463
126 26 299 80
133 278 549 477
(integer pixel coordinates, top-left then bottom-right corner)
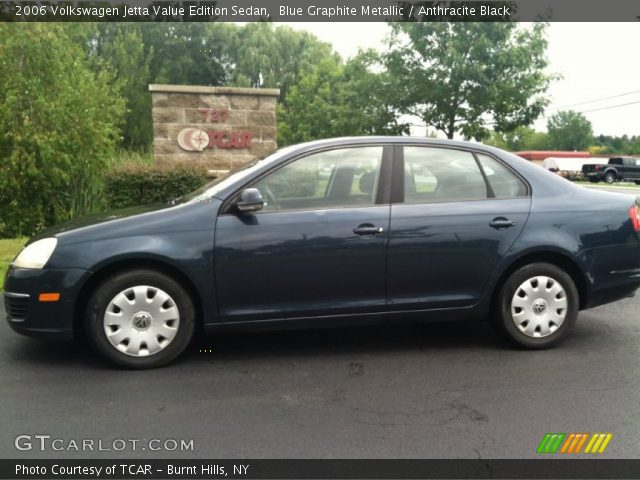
4 137 640 368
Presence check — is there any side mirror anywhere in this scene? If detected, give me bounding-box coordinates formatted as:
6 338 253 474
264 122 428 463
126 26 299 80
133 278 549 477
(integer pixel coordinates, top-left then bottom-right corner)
236 188 264 213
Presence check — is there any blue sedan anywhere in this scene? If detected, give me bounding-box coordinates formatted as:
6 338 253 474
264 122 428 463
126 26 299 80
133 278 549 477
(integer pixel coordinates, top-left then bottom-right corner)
4 137 640 368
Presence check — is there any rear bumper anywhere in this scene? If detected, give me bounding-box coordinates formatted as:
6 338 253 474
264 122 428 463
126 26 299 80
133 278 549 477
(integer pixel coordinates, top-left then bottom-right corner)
579 243 640 309
3 266 89 340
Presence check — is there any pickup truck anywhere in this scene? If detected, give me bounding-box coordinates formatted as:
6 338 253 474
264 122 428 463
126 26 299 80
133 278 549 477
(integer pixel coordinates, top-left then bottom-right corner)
582 157 640 184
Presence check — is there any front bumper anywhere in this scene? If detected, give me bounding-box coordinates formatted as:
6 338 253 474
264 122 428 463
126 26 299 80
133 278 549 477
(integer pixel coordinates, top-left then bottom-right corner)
3 266 89 340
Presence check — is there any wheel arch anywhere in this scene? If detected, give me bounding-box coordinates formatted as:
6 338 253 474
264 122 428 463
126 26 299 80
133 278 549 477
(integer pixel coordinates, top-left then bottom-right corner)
491 250 588 312
72 257 204 338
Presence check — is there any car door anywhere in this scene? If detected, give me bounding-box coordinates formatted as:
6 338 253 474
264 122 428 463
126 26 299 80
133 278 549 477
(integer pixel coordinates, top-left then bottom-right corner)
387 146 531 311
214 145 392 323
624 158 640 180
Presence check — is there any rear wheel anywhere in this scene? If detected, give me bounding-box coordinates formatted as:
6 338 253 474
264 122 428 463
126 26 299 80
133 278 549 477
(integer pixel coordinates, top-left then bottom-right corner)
605 171 616 184
85 269 196 368
494 263 578 349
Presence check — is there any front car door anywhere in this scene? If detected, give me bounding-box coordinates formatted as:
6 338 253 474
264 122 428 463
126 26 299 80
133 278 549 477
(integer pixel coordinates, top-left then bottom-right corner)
387 145 531 311
214 145 392 323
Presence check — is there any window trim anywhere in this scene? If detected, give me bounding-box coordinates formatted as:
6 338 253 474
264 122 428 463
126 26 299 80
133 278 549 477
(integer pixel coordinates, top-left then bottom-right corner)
393 145 531 205
219 144 393 216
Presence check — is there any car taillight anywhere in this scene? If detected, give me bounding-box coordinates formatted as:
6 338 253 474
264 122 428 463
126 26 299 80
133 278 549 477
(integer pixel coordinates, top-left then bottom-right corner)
595 165 601 171
630 205 640 232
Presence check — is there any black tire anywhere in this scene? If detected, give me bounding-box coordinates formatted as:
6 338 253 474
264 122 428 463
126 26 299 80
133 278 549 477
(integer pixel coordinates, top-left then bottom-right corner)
493 263 579 349
605 171 616 184
85 269 196 368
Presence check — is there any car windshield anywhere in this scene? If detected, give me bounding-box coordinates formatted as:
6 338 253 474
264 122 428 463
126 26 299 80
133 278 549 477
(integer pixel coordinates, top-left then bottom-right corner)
175 145 299 204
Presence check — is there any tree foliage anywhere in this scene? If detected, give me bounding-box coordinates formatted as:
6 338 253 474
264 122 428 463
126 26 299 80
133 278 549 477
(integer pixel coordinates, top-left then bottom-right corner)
384 22 554 140
0 24 124 237
546 110 593 151
89 24 153 149
228 23 335 100
485 126 550 151
592 134 640 155
278 51 408 146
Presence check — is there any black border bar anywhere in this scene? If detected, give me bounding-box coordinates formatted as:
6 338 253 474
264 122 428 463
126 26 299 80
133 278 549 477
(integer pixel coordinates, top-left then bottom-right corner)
2 0 640 22
2 459 640 479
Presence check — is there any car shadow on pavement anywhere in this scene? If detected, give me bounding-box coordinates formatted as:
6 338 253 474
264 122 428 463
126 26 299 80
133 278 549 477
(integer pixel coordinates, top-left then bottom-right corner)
184 320 507 364
3 319 506 370
4 314 612 369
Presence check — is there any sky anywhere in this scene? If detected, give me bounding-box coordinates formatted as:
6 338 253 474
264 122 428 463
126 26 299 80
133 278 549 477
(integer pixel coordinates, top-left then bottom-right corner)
284 22 640 139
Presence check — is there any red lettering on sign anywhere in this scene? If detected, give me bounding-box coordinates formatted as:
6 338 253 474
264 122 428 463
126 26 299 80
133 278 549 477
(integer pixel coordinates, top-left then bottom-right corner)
206 131 252 149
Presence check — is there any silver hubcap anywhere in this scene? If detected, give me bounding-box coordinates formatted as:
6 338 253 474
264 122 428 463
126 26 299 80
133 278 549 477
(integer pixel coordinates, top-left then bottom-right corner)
511 276 568 338
103 286 180 357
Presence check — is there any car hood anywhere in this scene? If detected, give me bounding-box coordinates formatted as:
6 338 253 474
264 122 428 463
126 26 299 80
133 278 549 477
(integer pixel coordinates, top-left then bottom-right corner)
32 203 173 242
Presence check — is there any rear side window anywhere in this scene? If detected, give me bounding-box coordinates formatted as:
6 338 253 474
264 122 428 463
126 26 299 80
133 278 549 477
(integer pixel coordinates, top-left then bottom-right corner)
403 147 488 204
476 154 528 198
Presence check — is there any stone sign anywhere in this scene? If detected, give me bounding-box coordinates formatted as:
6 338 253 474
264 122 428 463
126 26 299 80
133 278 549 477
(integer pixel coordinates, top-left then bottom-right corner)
150 84 280 175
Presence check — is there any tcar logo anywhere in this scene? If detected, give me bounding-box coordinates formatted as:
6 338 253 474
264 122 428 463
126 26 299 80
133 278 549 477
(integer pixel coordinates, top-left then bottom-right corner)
177 128 210 152
537 433 613 454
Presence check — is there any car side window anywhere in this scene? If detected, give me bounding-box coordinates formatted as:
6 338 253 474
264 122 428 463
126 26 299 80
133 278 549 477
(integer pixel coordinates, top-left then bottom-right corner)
476 154 528 198
252 146 383 212
403 147 488 204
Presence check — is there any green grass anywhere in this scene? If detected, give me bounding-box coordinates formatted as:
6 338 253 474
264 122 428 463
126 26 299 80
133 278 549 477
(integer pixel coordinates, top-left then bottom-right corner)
0 238 26 292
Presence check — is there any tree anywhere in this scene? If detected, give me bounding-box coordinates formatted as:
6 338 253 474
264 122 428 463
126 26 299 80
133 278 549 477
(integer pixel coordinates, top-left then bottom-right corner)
485 126 550 151
0 24 124 237
546 110 593 151
88 24 154 149
278 51 408 146
384 22 554 140
592 134 640 154
141 23 236 87
229 24 336 101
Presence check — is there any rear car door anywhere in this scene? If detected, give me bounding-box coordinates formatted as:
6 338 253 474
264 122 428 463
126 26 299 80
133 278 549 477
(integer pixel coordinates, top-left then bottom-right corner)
214 145 392 323
387 146 532 311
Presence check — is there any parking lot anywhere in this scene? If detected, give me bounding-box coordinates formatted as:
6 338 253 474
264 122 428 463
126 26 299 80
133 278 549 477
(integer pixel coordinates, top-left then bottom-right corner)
1 290 638 460
2 183 639 461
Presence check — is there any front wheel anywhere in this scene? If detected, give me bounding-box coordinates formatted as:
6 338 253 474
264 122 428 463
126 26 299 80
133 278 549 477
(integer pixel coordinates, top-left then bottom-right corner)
605 172 616 184
86 269 196 368
494 263 579 349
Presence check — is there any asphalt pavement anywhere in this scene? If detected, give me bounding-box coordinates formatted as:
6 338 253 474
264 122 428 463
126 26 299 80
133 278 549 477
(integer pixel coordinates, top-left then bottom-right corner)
1 292 639 460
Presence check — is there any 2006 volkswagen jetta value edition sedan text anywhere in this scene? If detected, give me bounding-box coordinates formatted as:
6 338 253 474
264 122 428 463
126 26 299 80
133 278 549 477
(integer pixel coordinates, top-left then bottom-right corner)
5 137 640 368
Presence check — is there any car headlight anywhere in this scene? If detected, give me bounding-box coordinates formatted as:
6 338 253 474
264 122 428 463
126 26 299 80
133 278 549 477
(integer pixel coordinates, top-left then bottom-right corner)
13 237 58 269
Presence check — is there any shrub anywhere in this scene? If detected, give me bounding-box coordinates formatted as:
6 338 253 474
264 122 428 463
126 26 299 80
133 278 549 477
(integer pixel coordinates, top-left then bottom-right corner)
0 24 124 238
104 163 209 209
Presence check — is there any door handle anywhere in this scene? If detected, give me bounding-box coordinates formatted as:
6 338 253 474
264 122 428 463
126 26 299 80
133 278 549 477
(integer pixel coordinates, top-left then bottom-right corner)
353 224 384 236
489 217 516 229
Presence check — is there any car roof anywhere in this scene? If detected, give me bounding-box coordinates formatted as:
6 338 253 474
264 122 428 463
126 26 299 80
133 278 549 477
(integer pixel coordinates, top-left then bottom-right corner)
290 136 495 152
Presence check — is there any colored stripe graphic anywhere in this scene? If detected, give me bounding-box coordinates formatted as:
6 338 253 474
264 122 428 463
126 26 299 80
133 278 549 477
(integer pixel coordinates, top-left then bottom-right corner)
537 433 566 453
584 433 613 454
560 433 589 454
538 433 613 454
